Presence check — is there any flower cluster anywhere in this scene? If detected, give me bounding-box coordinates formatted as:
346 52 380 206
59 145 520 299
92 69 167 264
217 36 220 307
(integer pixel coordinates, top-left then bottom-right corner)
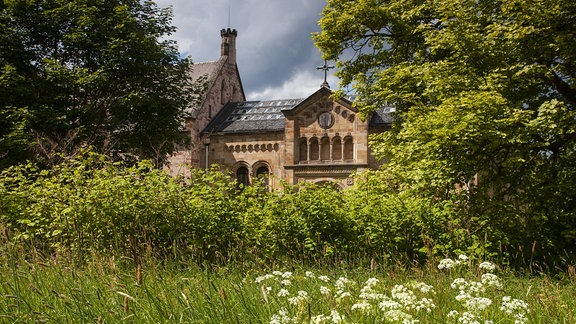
257 256 530 324
438 254 469 270
269 307 296 324
501 296 529 324
441 255 529 324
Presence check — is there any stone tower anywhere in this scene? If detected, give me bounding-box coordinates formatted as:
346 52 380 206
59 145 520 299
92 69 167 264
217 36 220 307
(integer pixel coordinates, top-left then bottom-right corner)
220 28 237 64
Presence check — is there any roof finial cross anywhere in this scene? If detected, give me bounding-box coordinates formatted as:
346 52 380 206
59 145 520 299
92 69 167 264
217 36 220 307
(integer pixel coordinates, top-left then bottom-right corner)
317 60 334 88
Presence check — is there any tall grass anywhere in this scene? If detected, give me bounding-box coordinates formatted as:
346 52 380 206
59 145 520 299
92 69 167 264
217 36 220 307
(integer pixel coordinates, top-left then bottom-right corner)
1 246 574 323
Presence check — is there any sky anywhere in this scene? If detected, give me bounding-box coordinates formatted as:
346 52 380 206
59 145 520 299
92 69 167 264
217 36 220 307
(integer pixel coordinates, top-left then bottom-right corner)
154 0 338 100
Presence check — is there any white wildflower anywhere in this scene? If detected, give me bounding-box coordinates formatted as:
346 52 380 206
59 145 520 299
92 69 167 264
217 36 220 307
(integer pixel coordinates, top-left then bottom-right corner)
414 297 436 312
391 284 417 308
330 310 343 323
365 277 379 287
272 271 283 276
277 289 290 297
500 296 529 314
255 274 275 283
465 297 492 312
501 295 529 323
438 258 456 270
318 275 330 282
281 271 293 278
451 278 468 290
359 292 387 300
459 254 469 261
447 310 459 318
360 277 380 294
305 271 315 279
311 314 330 323
335 277 353 290
319 286 331 296
458 311 480 324
280 279 291 286
513 312 528 324
456 290 471 302
287 291 308 305
383 309 413 322
288 296 300 305
351 300 372 312
467 281 486 294
478 261 496 272
452 278 485 295
270 307 296 324
481 273 503 289
407 281 435 294
379 296 402 311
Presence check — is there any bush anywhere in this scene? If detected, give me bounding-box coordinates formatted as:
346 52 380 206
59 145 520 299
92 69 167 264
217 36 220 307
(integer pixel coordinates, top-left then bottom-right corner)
1 152 574 269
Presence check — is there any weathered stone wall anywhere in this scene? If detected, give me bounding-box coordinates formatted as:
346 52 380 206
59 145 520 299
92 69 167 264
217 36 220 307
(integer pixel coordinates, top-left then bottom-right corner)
166 29 244 176
204 132 285 188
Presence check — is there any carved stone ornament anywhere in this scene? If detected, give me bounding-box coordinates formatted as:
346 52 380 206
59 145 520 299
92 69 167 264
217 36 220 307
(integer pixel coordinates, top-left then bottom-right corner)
318 112 334 129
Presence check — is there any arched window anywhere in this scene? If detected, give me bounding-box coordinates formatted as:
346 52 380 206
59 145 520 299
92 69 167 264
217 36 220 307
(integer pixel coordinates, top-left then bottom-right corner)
332 137 342 160
236 166 249 189
256 166 269 187
320 137 330 161
298 137 308 162
309 137 319 161
343 136 354 160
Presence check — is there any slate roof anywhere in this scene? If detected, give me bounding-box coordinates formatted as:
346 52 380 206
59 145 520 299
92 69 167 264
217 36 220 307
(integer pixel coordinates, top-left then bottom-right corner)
203 99 305 134
370 106 396 127
189 60 223 83
202 98 394 134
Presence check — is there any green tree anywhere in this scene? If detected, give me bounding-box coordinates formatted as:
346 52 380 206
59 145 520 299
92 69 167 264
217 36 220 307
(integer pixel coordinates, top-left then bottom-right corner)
0 0 194 168
314 0 576 258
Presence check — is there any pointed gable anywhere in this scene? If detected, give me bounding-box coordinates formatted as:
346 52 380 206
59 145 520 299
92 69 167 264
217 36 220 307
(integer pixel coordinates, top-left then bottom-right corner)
281 86 354 117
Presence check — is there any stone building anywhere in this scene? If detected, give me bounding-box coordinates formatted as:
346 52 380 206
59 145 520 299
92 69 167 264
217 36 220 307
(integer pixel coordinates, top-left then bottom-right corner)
167 29 392 188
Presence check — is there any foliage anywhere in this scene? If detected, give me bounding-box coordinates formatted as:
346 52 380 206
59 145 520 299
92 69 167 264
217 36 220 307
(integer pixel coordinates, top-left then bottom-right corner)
0 249 574 323
0 0 194 168
0 153 354 263
314 0 576 260
2 153 572 269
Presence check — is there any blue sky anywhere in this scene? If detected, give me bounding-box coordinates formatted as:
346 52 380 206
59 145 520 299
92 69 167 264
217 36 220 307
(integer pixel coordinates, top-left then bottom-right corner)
154 0 338 100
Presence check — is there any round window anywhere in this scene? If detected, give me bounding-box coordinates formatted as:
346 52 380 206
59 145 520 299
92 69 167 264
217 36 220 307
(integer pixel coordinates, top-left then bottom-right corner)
317 112 334 129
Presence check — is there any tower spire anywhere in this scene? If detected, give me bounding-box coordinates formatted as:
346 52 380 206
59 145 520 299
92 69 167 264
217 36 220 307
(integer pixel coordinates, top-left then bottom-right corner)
228 4 231 28
317 60 334 88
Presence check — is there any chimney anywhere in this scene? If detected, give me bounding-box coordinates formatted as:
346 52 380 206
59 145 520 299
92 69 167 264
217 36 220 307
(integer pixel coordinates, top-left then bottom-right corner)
220 28 237 64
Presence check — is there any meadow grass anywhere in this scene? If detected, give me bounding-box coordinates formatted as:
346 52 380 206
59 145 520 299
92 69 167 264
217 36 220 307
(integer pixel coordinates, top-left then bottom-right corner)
0 248 575 324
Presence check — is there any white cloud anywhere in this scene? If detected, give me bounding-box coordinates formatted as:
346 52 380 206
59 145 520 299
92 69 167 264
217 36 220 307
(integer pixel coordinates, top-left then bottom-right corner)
155 0 338 99
247 70 339 100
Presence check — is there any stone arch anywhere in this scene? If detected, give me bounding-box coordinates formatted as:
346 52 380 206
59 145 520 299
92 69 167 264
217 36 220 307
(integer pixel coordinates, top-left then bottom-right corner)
309 137 319 161
343 136 354 161
233 162 250 189
298 137 308 162
332 136 342 160
253 161 271 188
320 136 330 161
